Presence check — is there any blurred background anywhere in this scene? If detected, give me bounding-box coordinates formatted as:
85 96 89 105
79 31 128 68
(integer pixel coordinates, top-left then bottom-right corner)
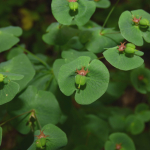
0 0 150 149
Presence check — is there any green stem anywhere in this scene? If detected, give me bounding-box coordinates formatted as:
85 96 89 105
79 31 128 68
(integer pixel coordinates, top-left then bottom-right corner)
17 45 50 70
34 111 42 130
44 75 54 91
0 110 33 127
97 56 104 60
100 0 120 33
103 31 121 35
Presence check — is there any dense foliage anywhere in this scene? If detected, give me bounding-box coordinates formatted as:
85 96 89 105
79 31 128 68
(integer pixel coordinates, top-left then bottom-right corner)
0 0 150 150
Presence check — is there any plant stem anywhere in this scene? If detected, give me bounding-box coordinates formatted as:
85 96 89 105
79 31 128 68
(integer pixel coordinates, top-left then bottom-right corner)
103 31 121 35
34 111 42 130
97 56 104 60
0 110 33 127
100 0 120 33
17 45 50 70
44 75 54 91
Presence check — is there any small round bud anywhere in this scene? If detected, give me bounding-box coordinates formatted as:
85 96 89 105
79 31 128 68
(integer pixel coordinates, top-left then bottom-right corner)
139 18 149 28
125 47 135 54
0 74 4 82
69 2 78 11
126 43 136 49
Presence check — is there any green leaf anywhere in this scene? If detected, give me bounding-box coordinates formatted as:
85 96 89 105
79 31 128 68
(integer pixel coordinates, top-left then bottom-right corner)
103 47 144 71
132 10 150 44
92 0 110 8
71 114 109 150
125 115 145 135
84 28 123 53
0 54 35 91
7 86 62 134
135 103 149 112
53 59 66 80
28 124 67 150
105 132 135 150
42 22 79 46
61 49 97 63
0 72 24 81
0 26 22 52
135 103 150 122
134 50 144 56
53 49 97 80
61 36 84 51
0 80 20 105
58 56 109 104
130 67 150 94
109 115 126 131
51 0 96 26
100 71 130 104
7 45 24 60
0 127 2 146
29 71 53 91
84 115 109 144
119 10 150 46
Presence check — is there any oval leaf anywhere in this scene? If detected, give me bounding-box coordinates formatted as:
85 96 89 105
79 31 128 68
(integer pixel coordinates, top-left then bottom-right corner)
0 26 22 52
119 10 150 46
42 22 79 46
0 54 35 91
130 67 150 94
103 47 144 71
7 86 62 134
105 132 135 150
28 124 67 150
84 28 123 53
58 56 109 104
125 115 145 135
51 0 96 26
0 80 20 105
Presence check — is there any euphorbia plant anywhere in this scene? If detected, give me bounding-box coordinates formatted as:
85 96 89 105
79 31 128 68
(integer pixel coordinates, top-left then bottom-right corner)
0 0 150 150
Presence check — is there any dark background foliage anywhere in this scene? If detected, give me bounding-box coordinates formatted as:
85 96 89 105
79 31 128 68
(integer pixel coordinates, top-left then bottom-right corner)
0 0 150 149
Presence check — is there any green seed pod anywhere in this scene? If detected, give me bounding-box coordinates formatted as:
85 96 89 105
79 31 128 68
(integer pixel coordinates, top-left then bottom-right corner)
69 2 78 11
75 74 86 88
36 139 43 149
40 138 46 147
139 18 149 28
0 74 4 82
36 138 46 149
126 43 136 49
125 47 135 54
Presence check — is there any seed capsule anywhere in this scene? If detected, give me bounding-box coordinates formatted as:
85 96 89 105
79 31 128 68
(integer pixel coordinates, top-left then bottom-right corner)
75 74 86 88
36 138 46 149
69 2 78 11
0 74 4 82
139 18 150 28
126 43 136 49
125 47 135 54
